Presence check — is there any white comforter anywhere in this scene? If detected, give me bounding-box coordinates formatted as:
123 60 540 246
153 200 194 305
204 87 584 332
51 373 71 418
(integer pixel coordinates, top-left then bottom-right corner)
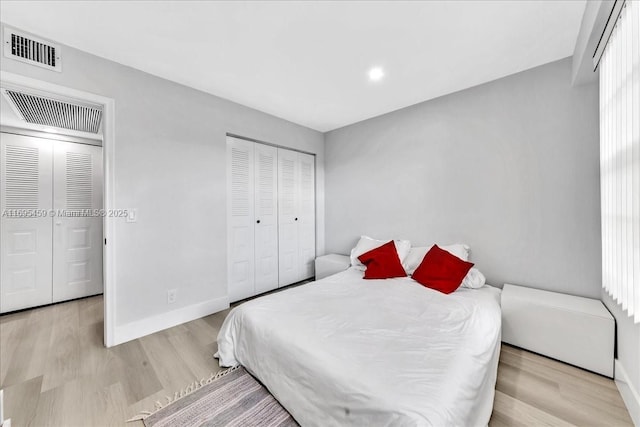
217 268 502 427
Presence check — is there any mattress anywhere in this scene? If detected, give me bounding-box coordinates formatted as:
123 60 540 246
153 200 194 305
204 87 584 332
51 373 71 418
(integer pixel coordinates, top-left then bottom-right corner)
216 268 502 426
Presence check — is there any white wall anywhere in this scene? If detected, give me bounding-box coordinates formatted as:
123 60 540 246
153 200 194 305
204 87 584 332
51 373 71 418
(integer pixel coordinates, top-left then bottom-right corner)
325 57 601 299
0 23 325 344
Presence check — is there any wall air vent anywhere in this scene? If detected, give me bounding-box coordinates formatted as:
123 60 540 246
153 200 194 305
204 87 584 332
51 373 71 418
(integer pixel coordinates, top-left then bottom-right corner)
3 27 62 72
1 88 103 134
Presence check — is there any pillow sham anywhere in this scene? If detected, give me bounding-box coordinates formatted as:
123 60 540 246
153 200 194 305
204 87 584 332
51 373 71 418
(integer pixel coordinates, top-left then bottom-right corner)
404 243 470 274
411 245 474 294
357 240 407 279
350 236 411 271
461 267 486 289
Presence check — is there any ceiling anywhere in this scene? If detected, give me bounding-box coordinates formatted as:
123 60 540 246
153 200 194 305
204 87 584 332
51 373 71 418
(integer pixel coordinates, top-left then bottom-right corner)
0 1 586 132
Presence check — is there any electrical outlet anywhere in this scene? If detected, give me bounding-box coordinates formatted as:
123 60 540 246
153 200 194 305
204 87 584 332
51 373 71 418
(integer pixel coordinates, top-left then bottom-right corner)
167 289 177 304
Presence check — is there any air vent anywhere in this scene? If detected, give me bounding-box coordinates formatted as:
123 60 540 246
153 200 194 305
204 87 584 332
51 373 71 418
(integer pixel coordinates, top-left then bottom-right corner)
3 27 61 72
2 89 103 134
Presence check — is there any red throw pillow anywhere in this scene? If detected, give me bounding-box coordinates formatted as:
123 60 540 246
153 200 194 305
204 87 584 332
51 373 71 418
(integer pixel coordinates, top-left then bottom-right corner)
358 240 407 279
412 245 474 294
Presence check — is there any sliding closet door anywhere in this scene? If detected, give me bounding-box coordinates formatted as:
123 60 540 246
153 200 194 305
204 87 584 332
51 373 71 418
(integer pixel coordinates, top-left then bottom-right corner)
254 143 279 294
297 152 315 281
278 148 299 286
227 137 255 301
52 141 103 303
0 133 53 312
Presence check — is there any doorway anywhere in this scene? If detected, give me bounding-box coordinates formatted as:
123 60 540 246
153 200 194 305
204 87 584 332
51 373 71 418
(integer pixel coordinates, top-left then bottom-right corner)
0 70 116 347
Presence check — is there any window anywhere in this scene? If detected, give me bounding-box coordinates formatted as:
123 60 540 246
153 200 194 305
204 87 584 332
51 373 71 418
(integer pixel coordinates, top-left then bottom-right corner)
599 0 640 323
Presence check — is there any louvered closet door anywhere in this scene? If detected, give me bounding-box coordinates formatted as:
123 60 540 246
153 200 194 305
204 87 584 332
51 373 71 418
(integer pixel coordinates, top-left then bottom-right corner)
254 143 279 294
297 153 315 281
0 133 53 312
278 148 299 287
227 137 255 301
52 141 103 302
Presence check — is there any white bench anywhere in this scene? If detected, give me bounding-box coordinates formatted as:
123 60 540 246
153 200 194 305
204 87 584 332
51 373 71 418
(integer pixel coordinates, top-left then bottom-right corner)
315 254 351 280
501 283 615 377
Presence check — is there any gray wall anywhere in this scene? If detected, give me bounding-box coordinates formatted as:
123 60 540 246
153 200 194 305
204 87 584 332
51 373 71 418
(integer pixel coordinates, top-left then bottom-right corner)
325 57 601 298
0 23 325 331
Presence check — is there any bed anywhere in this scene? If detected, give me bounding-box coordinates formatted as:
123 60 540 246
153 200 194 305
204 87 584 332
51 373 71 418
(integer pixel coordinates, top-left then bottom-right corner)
216 267 502 426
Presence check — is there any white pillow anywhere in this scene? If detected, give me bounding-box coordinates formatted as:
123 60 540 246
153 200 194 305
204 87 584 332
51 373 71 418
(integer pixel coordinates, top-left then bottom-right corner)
350 236 412 271
404 244 470 274
461 267 486 289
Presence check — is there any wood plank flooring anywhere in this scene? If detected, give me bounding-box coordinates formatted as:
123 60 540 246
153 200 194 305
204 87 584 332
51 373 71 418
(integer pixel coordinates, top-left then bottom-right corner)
0 295 633 426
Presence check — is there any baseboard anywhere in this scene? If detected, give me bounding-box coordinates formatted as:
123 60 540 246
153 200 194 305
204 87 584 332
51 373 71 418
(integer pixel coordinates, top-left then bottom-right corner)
113 296 229 346
615 359 640 426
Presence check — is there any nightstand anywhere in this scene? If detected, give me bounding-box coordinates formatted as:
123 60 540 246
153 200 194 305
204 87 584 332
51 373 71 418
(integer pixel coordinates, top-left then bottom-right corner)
315 254 351 280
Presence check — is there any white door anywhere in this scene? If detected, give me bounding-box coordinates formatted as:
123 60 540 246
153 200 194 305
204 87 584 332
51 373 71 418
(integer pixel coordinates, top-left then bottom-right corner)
297 152 315 281
227 137 255 301
52 141 103 303
278 148 300 287
0 133 53 312
254 143 278 294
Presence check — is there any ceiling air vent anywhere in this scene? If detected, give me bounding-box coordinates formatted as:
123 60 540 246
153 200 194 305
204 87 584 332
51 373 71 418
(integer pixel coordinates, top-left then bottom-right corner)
2 88 103 134
3 27 62 72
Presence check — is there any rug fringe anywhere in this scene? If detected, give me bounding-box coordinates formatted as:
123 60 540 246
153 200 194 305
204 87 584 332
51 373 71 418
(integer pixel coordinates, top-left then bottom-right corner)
125 365 242 423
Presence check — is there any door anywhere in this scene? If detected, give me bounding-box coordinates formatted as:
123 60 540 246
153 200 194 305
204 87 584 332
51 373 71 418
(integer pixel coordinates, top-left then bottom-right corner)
227 137 255 301
52 141 103 302
277 148 299 286
0 133 53 312
297 152 315 281
254 143 278 294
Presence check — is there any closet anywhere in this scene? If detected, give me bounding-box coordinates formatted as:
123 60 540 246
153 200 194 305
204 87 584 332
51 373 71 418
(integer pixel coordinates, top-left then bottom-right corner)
0 132 103 313
227 136 315 302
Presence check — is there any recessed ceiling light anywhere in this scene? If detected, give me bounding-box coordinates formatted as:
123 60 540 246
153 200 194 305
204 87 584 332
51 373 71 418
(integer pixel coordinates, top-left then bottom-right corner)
368 67 385 82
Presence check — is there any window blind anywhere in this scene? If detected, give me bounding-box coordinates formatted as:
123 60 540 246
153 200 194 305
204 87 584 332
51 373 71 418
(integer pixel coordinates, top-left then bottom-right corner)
600 0 640 323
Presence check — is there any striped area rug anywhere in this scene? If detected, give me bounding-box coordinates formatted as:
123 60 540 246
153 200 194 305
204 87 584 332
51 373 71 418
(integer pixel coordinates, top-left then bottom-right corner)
133 366 299 427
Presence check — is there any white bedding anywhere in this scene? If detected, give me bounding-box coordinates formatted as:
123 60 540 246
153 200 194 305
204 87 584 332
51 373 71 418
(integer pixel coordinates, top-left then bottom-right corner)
216 268 502 427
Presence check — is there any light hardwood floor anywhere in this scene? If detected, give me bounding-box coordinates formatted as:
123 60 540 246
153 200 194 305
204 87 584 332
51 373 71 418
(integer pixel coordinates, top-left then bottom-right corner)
0 295 633 427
